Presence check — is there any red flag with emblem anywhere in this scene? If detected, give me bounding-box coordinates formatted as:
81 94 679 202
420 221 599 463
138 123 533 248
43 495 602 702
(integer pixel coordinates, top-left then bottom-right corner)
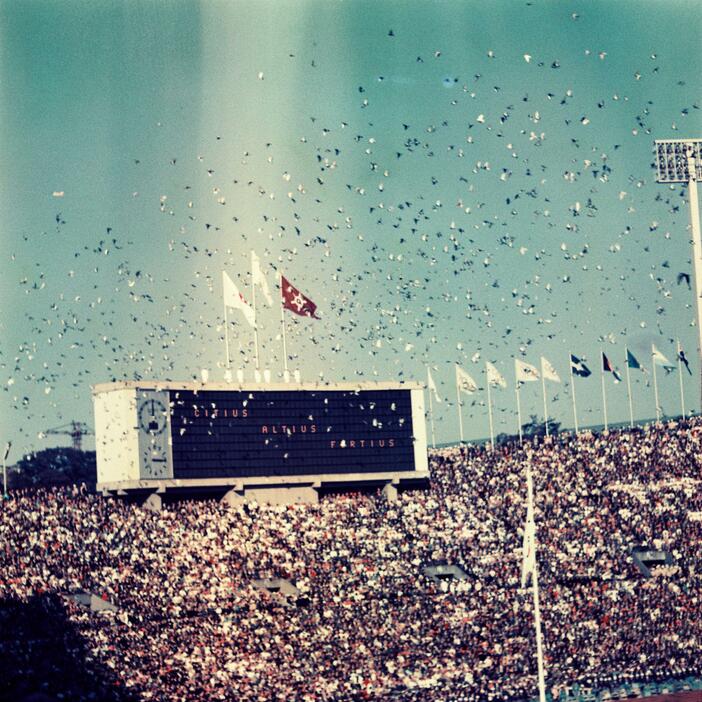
281 275 320 318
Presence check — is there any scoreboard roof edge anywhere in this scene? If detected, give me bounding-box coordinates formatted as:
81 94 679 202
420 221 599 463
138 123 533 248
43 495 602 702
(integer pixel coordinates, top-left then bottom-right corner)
91 379 424 394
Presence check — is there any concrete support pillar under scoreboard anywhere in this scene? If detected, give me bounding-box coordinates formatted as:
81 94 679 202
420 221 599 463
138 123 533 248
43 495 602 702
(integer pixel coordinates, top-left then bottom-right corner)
382 482 398 502
222 485 319 506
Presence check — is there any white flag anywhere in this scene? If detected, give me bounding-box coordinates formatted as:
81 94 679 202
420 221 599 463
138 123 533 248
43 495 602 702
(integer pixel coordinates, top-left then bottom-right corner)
651 344 672 367
486 361 507 388
540 357 561 383
427 367 442 403
515 359 540 383
455 364 478 395
251 250 273 306
521 504 536 588
222 271 256 327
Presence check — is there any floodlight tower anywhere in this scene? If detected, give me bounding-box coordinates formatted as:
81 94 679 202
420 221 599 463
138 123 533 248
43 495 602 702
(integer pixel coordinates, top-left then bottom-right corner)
654 139 702 409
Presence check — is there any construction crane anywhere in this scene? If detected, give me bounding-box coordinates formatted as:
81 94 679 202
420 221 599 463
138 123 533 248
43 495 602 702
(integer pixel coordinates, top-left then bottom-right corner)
44 421 93 451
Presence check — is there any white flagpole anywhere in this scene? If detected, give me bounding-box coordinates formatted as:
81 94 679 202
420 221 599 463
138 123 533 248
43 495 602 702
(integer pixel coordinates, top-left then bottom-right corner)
677 339 686 419
486 369 495 451
525 465 547 702
223 288 231 370
280 271 289 377
685 148 702 411
251 252 260 371
600 350 609 431
625 347 635 429
427 375 436 449
652 345 661 422
568 353 579 434
540 368 550 438
455 366 465 443
516 383 523 444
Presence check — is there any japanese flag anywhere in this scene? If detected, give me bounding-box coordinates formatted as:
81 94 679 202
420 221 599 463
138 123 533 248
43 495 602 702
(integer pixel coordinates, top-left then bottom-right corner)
222 271 255 327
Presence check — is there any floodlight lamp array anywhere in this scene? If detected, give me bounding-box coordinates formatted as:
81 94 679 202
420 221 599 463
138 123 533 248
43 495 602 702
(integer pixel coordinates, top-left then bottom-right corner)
654 139 702 183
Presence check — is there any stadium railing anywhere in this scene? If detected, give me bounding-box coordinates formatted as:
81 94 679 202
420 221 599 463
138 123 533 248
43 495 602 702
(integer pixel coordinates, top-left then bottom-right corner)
551 675 702 702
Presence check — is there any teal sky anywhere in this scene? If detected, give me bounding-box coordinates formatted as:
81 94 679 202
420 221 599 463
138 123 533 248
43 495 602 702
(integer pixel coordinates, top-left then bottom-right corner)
1 0 701 455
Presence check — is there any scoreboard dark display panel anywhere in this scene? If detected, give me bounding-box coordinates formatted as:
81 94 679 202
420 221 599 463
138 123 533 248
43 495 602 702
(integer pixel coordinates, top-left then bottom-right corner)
169 388 416 478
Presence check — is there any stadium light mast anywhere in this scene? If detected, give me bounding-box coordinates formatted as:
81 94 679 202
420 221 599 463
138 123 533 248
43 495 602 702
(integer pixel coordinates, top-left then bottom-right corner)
654 139 702 410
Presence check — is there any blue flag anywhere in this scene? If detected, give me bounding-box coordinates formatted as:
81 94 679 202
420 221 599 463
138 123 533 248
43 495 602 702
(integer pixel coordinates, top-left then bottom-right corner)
570 354 591 378
626 349 642 370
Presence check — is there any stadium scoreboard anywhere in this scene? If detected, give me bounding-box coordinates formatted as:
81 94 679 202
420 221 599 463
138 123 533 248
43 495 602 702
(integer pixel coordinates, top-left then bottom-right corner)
93 381 429 492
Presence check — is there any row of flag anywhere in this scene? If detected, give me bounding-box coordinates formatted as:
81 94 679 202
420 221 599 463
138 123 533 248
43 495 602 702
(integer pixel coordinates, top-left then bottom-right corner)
430 346 690 401
222 255 693 436
425 343 694 448
222 251 319 326
572 346 691 379
221 251 319 374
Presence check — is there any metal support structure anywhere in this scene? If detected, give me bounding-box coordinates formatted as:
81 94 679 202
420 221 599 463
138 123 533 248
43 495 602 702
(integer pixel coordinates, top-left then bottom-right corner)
540 373 549 438
524 464 547 702
652 347 661 422
516 384 523 444
455 366 465 444
251 257 260 372
654 139 702 409
428 384 436 449
486 372 495 450
568 354 579 434
279 271 289 379
687 152 702 409
223 296 231 369
44 422 92 451
600 350 609 431
677 339 686 419
625 347 635 429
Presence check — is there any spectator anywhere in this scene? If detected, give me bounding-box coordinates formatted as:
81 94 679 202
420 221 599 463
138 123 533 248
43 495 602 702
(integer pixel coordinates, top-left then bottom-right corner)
1 418 701 701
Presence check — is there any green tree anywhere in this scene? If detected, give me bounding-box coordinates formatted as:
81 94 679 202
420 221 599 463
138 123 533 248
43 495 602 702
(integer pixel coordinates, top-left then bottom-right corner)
9 448 96 490
521 414 560 438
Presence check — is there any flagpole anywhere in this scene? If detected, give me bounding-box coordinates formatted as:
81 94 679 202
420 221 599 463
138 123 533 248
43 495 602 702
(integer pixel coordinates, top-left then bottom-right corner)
279 271 289 378
568 353 579 434
540 369 549 438
600 350 608 431
427 371 436 449
525 465 547 702
516 383 523 444
652 345 661 422
677 339 686 419
625 347 635 429
251 252 260 372
486 369 495 451
685 148 702 412
223 289 231 370
455 366 465 443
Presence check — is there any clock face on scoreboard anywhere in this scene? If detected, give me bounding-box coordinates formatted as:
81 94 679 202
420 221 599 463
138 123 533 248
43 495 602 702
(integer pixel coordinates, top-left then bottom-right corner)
138 398 168 435
167 388 417 479
143 442 169 479
137 391 173 480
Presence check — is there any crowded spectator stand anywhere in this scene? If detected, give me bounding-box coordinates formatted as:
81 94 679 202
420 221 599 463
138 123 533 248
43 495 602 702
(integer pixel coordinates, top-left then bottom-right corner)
1 418 701 702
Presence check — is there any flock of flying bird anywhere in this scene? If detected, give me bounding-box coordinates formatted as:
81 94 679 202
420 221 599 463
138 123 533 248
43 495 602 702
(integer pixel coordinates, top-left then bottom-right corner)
4 9 700 451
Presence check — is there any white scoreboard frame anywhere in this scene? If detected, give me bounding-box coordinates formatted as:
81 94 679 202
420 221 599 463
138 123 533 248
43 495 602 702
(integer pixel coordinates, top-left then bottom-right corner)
93 380 429 489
